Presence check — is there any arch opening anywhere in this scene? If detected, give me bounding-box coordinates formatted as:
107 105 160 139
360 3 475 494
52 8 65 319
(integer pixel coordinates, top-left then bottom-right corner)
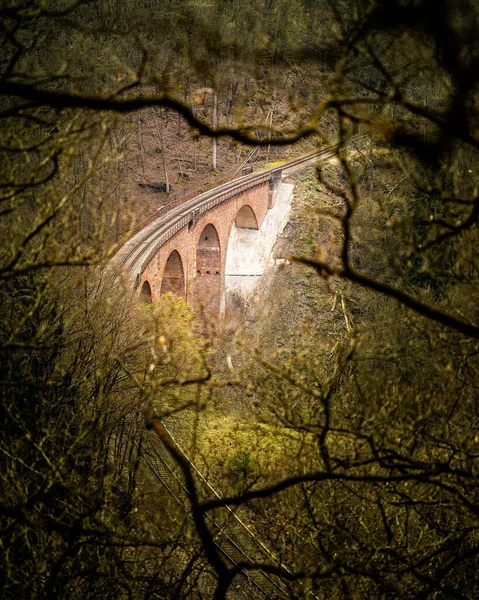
194 224 221 318
235 204 258 229
139 280 152 303
160 250 185 298
197 224 221 273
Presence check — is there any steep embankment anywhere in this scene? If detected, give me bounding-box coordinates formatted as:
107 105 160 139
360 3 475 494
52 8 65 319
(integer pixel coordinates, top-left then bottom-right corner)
223 166 355 357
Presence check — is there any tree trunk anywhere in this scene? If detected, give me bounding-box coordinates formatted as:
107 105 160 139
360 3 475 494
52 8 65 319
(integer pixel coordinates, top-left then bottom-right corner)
157 107 170 193
212 91 218 170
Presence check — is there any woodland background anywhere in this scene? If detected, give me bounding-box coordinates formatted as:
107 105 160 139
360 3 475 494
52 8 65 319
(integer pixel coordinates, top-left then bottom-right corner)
1 1 479 598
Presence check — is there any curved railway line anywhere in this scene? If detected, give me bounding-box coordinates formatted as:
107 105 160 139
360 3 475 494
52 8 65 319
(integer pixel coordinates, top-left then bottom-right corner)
111 135 364 289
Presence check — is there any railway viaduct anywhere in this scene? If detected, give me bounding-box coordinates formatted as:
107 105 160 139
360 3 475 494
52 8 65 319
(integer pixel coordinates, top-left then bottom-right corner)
138 177 279 319
112 165 286 323
111 139 359 323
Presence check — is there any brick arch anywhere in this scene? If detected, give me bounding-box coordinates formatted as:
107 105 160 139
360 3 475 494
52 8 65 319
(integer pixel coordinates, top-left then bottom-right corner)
160 250 185 298
196 224 221 274
139 280 152 303
194 223 221 317
134 178 275 325
235 204 259 229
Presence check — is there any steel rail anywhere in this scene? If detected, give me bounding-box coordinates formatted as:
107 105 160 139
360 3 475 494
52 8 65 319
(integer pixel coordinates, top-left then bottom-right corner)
111 135 365 288
141 432 289 599
158 422 296 585
159 422 293 597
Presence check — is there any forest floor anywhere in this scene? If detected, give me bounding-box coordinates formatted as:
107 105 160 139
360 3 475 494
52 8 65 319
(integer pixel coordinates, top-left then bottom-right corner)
118 106 317 234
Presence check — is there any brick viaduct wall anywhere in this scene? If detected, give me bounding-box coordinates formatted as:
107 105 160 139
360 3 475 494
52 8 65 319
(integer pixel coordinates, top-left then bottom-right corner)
139 181 271 322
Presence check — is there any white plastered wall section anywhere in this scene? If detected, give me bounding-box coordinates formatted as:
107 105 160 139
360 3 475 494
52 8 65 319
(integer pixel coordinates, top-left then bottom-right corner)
225 182 294 296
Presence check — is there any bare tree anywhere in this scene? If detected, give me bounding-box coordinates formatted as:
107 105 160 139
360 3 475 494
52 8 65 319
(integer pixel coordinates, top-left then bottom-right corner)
2 1 479 599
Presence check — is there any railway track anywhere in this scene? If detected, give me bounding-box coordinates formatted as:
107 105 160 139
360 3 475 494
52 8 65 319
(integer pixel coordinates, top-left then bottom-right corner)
111 135 364 289
141 424 292 599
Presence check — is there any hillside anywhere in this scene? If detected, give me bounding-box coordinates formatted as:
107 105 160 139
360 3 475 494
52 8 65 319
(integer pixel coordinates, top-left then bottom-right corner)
2 1 479 599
